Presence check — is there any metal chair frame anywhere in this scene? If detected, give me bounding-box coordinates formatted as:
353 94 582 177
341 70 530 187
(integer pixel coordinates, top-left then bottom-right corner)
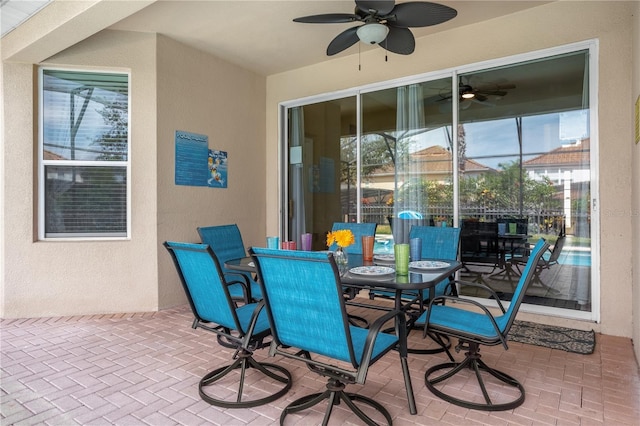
421 239 550 411
197 224 262 302
251 248 416 425
164 242 291 408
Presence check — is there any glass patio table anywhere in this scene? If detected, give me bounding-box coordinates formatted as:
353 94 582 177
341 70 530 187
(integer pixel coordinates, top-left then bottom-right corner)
225 253 462 354
224 254 462 313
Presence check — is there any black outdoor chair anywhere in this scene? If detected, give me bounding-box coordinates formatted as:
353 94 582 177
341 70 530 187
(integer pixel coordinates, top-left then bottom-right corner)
460 220 501 282
251 247 416 425
417 239 549 411
164 241 291 408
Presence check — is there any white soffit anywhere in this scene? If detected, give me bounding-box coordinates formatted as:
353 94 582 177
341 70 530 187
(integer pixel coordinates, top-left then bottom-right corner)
0 0 52 37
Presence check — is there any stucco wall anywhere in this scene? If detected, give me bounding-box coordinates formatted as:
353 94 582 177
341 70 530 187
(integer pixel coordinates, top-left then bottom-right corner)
155 35 267 308
0 29 267 317
266 1 636 337
632 1 640 364
2 30 160 317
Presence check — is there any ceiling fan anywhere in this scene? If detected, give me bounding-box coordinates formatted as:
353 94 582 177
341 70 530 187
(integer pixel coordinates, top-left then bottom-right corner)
439 77 516 104
293 0 457 56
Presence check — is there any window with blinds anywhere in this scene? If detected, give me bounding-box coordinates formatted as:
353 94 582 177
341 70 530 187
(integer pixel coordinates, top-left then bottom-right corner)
39 69 130 239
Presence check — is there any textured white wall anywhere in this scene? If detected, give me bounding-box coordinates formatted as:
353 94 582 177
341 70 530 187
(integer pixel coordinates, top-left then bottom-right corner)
631 0 640 367
266 1 636 336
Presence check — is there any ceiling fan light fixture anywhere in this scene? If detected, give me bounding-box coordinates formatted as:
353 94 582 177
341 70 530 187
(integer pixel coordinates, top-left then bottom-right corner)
356 23 389 44
461 91 475 99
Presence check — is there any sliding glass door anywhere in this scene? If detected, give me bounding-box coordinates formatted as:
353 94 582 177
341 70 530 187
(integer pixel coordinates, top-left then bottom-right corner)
282 43 595 318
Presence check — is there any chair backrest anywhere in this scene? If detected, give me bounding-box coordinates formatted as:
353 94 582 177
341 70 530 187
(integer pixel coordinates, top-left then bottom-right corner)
409 226 461 260
497 239 549 333
409 226 461 296
164 241 241 331
251 248 358 366
197 224 247 274
329 222 377 254
497 217 528 234
460 220 499 259
547 234 566 264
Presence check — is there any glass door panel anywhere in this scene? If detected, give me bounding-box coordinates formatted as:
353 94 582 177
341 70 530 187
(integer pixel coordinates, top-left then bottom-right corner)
457 50 592 312
286 96 356 251
361 78 454 247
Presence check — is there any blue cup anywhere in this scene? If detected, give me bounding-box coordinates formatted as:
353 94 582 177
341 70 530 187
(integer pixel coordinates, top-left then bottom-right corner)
409 238 422 261
266 236 279 249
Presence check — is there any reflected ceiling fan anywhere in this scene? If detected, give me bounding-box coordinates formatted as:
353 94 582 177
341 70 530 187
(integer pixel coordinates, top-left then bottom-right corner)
438 77 516 105
293 0 457 56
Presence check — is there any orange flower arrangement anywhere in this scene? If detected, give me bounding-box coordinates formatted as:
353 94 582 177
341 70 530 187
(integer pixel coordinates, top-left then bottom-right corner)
326 229 355 248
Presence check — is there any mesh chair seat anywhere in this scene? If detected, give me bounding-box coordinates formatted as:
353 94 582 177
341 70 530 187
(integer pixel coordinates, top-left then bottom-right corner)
164 242 291 408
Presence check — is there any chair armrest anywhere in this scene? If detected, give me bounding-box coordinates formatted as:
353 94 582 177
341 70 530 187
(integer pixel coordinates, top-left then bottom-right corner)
224 272 253 302
356 309 406 384
422 295 508 349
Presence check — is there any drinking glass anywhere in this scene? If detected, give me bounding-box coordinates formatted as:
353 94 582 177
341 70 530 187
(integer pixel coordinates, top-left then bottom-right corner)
362 236 375 261
301 233 312 251
266 236 279 249
394 244 410 275
409 238 422 261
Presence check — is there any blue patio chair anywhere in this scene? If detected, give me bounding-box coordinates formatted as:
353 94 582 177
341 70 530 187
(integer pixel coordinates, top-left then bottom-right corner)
328 222 377 254
419 239 549 411
250 248 417 424
197 224 262 302
370 226 461 314
164 242 292 408
328 222 377 328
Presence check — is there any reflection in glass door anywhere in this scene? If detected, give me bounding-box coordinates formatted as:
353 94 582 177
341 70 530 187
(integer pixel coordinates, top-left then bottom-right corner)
283 44 595 317
456 50 592 312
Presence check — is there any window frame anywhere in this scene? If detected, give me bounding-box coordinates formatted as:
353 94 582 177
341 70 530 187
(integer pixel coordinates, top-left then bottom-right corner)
38 66 132 241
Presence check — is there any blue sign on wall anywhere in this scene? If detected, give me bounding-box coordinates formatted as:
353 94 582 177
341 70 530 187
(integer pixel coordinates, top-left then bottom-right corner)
175 131 208 186
207 149 227 188
174 131 228 188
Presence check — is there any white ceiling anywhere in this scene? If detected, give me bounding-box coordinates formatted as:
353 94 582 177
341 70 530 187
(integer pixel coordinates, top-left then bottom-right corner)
1 1 551 76
107 1 550 76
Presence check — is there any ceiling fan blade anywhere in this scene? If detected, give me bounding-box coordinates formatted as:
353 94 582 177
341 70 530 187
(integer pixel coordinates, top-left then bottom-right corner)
356 0 395 16
474 93 488 102
327 26 360 56
389 2 458 28
293 13 359 24
479 90 508 97
380 26 415 55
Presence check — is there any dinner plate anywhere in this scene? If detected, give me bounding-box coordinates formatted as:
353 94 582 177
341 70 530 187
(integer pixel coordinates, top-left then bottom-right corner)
373 254 395 262
409 260 450 270
349 266 395 276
